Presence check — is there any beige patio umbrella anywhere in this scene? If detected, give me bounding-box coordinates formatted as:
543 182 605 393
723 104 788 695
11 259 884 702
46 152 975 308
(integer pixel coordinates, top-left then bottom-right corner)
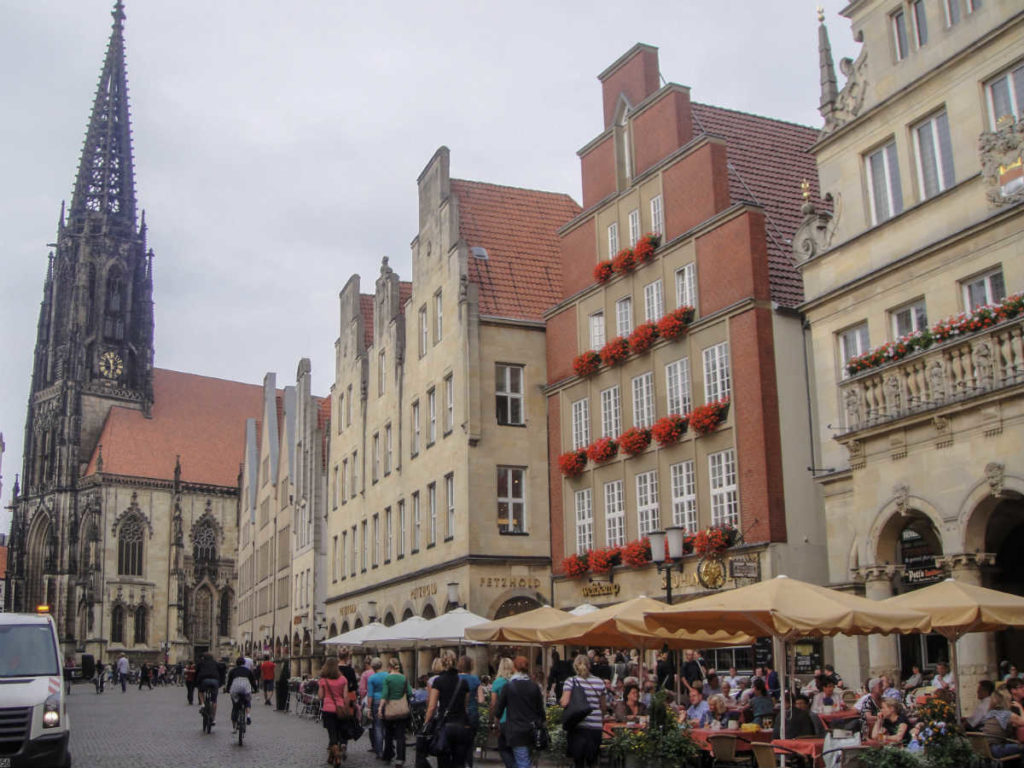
885 578 1024 720
644 575 932 741
465 605 573 644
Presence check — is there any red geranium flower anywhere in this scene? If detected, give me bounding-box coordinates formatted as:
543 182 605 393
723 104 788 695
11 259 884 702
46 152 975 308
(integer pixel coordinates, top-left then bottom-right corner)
612 248 636 274
628 321 659 354
621 537 652 568
563 552 589 577
586 437 619 464
689 398 730 436
599 337 631 367
573 350 601 377
593 260 614 283
587 547 621 574
617 426 652 456
657 306 696 340
633 233 661 263
557 449 588 477
651 414 688 446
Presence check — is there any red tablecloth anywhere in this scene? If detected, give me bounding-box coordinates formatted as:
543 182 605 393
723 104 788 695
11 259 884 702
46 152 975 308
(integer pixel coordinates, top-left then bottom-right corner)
602 720 645 738
691 728 773 752
772 738 825 767
817 710 858 726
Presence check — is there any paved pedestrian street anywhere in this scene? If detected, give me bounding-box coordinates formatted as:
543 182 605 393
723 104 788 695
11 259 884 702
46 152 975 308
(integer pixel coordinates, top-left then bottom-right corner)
67 683 381 768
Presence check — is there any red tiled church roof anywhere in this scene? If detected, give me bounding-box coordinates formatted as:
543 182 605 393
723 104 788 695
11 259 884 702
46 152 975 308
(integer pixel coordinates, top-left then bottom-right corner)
451 179 581 322
84 368 265 488
691 103 821 308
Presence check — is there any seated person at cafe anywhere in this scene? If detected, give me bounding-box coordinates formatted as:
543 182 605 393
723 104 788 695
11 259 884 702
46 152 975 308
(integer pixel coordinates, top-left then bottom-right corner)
931 662 955 692
811 675 849 715
640 679 656 709
870 697 910 744
685 688 712 727
981 690 1023 760
735 677 754 705
801 669 821 697
722 667 740 690
901 665 923 693
720 680 735 703
1006 677 1024 720
774 694 824 739
612 682 648 722
702 673 722 699
748 679 775 726
855 678 884 724
964 680 995 730
705 694 732 728
823 664 843 688
880 674 901 702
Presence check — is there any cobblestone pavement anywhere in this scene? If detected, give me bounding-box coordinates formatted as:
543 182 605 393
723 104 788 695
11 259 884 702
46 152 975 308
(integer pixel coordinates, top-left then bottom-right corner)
66 682 385 768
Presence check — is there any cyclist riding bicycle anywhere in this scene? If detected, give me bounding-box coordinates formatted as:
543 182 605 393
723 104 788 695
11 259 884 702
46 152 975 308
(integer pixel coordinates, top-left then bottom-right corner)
195 652 225 727
226 656 257 732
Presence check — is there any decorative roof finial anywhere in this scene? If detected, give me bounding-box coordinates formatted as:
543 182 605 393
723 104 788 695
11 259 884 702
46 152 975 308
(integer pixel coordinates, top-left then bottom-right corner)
112 0 126 28
817 8 839 121
817 5 825 23
801 179 811 201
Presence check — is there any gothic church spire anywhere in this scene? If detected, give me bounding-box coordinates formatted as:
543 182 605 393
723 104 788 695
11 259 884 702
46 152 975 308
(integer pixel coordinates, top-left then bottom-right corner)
69 0 137 232
817 7 839 123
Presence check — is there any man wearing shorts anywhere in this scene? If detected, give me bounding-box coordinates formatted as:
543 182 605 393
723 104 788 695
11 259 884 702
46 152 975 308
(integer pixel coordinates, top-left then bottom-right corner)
260 654 276 706
227 657 258 731
195 653 224 726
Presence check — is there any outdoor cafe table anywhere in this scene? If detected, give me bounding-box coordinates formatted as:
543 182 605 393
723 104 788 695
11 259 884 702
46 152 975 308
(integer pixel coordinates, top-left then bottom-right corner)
691 728 773 752
816 710 858 728
602 719 646 739
772 738 825 767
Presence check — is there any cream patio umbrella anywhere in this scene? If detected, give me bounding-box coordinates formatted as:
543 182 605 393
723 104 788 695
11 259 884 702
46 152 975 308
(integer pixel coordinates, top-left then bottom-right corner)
644 575 932 740
321 620 391 647
884 578 1024 720
465 605 572 644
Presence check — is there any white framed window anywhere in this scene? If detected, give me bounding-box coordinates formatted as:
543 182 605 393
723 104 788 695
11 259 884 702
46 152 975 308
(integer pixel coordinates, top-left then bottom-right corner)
332 535 339 582
963 268 1006 310
650 195 664 236
372 432 380 482
675 263 697 309
341 530 348 576
350 525 356 576
636 470 660 536
346 384 352 426
333 465 339 509
702 342 731 403
911 0 928 47
914 111 954 199
838 322 871 373
615 297 633 337
434 290 443 343
866 140 904 224
891 299 928 338
445 473 455 540
385 507 393 563
352 449 359 494
372 513 379 567
644 280 664 322
384 423 393 475
608 222 620 257
986 63 1024 128
427 388 437 444
709 449 739 527
412 492 421 552
428 482 437 545
496 363 525 426
397 500 406 558
670 460 697 532
631 372 655 428
628 209 641 247
575 489 594 554
589 311 605 350
341 458 349 502
418 306 428 357
444 374 454 434
600 386 621 438
571 398 591 450
892 8 909 61
942 0 960 27
604 480 625 547
378 350 386 396
665 357 692 416
497 467 526 534
411 401 421 456
361 520 368 571
338 394 344 434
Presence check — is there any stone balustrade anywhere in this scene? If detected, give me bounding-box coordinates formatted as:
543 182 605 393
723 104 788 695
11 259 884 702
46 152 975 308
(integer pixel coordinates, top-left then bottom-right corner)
840 315 1024 432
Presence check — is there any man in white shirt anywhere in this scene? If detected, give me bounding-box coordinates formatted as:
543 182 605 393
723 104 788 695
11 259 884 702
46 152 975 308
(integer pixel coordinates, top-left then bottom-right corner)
964 680 994 729
116 653 130 693
932 662 955 691
721 667 740 689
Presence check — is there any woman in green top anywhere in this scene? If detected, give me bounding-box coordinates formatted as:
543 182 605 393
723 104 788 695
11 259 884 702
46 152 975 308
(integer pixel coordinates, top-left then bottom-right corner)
378 658 413 767
489 658 516 768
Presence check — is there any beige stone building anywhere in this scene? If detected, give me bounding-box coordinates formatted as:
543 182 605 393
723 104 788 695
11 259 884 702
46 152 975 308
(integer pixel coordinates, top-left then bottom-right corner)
324 148 579 670
797 2 1024 692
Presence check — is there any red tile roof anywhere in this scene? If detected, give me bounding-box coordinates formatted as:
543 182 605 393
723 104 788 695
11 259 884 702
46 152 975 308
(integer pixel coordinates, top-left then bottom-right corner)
399 281 413 313
84 368 264 488
451 179 581 322
690 103 821 308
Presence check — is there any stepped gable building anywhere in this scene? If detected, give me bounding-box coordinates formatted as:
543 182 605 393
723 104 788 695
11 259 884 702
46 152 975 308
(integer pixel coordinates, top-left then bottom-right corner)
324 147 579 672
797 2 1024 697
544 44 827 668
6 2 261 664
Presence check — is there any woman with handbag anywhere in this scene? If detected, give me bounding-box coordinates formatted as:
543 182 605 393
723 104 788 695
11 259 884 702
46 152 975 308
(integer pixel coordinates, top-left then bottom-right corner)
319 657 352 766
489 658 517 768
492 656 546 768
424 653 472 768
559 655 605 768
378 657 413 767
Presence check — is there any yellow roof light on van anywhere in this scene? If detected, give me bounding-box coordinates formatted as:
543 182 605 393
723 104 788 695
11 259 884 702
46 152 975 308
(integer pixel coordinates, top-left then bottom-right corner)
36 604 51 613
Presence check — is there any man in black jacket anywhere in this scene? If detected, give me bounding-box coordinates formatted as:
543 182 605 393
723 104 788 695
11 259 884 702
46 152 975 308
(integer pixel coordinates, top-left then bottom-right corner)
494 656 546 768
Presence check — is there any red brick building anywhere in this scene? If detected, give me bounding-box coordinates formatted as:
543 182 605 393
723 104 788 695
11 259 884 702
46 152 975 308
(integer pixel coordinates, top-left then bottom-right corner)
545 45 826 664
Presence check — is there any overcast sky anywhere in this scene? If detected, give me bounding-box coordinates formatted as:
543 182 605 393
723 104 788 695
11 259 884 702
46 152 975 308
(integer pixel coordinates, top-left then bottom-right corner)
0 0 859 531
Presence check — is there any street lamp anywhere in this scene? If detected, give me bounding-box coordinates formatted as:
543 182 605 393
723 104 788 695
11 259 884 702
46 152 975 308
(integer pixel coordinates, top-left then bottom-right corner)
446 582 464 612
649 526 686 605
367 599 378 623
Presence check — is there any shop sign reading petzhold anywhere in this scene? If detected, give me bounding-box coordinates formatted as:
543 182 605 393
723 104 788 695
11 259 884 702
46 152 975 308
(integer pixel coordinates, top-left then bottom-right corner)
478 576 543 590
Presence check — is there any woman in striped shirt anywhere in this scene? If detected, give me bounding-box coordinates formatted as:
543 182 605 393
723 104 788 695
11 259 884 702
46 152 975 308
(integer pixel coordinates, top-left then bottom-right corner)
559 654 606 768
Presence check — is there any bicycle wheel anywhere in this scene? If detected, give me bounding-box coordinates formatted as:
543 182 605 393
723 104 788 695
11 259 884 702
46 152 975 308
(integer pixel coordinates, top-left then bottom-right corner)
237 714 245 746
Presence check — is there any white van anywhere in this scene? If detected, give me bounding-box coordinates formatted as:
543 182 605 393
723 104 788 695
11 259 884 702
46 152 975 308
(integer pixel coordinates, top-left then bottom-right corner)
0 612 72 767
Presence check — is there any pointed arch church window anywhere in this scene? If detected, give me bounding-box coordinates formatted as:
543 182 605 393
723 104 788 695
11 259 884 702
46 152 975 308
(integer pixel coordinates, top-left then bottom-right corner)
134 605 147 645
117 516 144 576
111 605 125 644
193 523 217 563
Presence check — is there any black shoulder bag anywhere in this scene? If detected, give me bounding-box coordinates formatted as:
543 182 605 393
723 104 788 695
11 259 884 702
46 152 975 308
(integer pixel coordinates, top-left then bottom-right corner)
427 677 466 757
560 678 593 731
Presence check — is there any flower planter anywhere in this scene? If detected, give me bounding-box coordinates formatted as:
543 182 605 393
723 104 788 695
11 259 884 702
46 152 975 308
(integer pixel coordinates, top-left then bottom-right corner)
572 350 601 377
557 449 587 477
599 337 631 367
651 414 688 446
689 399 730 436
586 437 618 464
628 321 659 354
618 427 652 456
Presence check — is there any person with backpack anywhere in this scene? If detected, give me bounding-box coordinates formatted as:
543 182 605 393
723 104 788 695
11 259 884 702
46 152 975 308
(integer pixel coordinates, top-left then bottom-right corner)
559 655 605 768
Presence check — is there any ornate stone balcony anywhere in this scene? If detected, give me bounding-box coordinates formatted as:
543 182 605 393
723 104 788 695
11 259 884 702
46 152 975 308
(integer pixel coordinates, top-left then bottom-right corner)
840 315 1024 434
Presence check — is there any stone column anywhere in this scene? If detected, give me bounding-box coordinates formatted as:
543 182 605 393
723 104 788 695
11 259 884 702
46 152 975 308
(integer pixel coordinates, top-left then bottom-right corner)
940 553 997 713
859 566 901 678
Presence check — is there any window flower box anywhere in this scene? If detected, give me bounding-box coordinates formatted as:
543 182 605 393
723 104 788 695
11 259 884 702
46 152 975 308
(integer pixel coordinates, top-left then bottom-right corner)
617 426 652 456
689 398 730 435
593 260 614 283
651 414 688 447
599 336 631 367
693 524 738 555
587 547 621 574
573 350 601 377
628 321 659 354
586 436 619 463
633 233 661 264
621 537 652 568
557 449 588 477
656 305 696 340
612 248 637 274
563 552 589 578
